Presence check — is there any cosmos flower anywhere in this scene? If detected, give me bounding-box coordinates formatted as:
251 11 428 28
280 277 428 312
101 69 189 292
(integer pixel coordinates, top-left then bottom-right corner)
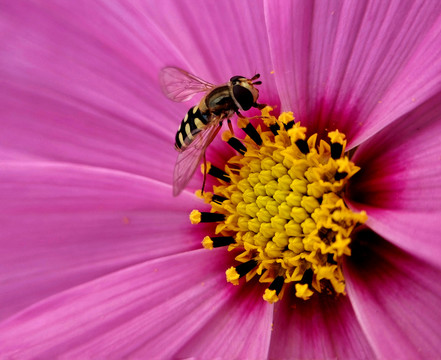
1 0 441 359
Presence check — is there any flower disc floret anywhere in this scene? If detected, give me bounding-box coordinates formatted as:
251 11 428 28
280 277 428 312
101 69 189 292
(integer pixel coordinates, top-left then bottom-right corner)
191 107 367 303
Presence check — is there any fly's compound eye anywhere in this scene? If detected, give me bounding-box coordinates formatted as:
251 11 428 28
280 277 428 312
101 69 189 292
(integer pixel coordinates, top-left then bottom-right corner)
233 85 254 111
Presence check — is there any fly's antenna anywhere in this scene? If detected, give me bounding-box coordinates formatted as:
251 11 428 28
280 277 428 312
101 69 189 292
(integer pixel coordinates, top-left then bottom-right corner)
251 73 261 85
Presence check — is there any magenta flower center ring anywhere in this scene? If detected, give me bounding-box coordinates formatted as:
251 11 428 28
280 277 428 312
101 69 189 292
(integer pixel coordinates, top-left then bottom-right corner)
190 107 367 303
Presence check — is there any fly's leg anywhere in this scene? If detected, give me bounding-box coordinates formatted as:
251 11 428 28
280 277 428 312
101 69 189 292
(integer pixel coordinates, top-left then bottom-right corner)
236 111 246 119
201 123 223 195
201 152 207 195
227 119 234 135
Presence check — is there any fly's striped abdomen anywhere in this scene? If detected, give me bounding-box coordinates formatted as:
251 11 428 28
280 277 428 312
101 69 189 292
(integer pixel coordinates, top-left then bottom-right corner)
175 106 210 151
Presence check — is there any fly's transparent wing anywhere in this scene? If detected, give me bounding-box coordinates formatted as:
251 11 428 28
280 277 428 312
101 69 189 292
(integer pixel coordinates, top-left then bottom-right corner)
173 121 222 196
159 67 215 102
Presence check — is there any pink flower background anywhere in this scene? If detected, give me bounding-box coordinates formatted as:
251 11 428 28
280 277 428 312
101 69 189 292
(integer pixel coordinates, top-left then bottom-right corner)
1 1 441 358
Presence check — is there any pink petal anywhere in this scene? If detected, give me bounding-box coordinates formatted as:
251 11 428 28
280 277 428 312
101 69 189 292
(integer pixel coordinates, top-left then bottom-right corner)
1 2 178 182
0 161 204 321
0 249 273 359
346 94 441 265
265 1 441 145
345 230 441 358
349 93 441 211
175 279 273 359
350 204 440 269
269 290 375 359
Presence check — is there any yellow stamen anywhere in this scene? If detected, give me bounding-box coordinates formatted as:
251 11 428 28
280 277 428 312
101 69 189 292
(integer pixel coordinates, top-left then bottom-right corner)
202 236 214 250
189 210 201 224
237 116 250 129
191 107 367 302
263 289 280 304
295 283 314 300
221 131 234 142
226 267 240 285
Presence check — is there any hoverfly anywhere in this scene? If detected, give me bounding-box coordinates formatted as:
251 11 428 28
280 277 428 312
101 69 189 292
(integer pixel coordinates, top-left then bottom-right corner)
159 67 265 196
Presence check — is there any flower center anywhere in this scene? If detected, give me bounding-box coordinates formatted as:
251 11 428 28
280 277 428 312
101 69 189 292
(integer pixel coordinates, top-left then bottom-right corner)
190 107 367 303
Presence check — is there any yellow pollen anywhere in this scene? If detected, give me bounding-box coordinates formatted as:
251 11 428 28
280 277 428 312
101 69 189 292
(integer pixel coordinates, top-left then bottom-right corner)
192 107 367 302
295 283 314 300
221 131 234 142
263 288 279 303
189 210 201 224
202 236 214 250
226 267 240 285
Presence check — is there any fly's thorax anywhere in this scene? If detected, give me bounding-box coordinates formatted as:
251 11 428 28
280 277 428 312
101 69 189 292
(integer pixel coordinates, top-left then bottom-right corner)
204 85 238 116
175 105 210 151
